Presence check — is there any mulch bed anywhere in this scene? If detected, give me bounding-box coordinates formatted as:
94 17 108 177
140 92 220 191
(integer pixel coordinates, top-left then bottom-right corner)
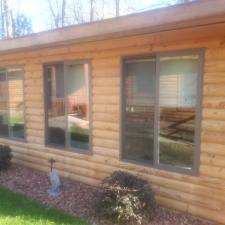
0 164 216 225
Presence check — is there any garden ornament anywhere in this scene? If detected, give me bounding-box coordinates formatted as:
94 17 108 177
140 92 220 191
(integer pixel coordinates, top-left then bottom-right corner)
47 158 62 197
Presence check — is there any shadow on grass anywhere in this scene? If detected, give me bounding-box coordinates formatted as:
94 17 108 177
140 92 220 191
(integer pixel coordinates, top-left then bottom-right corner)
0 186 88 225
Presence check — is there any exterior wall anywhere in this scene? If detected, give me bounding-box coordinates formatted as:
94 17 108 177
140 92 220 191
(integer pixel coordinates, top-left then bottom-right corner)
0 23 225 224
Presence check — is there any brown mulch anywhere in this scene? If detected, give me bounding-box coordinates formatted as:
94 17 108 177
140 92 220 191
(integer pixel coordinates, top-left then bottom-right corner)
0 164 216 225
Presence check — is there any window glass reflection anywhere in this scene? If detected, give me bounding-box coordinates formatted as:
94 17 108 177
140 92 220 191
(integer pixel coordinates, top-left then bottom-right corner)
45 62 90 151
8 68 25 139
66 63 89 150
46 64 66 146
159 55 199 168
0 71 8 137
123 58 156 163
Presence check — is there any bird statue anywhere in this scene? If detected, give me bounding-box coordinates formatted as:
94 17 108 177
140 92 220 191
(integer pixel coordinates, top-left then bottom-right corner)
47 158 62 197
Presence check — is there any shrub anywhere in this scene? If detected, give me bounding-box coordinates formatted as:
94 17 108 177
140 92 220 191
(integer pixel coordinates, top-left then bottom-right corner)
0 145 13 171
93 171 156 224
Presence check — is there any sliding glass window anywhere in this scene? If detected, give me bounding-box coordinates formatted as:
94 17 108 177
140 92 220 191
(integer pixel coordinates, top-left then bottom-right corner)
0 67 25 140
122 50 203 175
44 61 90 152
123 57 156 163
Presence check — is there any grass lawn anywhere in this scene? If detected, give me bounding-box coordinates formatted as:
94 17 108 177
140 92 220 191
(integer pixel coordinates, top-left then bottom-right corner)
0 186 88 225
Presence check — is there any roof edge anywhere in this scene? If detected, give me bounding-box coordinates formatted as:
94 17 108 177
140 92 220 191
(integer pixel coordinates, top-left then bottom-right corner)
1 0 225 54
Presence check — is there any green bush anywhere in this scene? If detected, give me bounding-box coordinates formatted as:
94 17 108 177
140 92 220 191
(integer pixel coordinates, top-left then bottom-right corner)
0 145 13 171
93 171 156 224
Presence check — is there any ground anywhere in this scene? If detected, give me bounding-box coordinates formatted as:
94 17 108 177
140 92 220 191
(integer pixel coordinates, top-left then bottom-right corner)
0 186 87 225
0 164 216 225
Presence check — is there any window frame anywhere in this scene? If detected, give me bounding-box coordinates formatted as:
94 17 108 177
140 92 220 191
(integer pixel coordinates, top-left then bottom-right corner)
0 65 26 142
43 60 92 154
120 49 204 176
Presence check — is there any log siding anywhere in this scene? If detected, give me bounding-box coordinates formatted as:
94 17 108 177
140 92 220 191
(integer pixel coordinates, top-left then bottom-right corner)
0 22 225 224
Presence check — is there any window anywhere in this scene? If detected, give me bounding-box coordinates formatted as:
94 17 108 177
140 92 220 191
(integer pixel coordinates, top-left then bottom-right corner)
44 61 91 152
123 57 156 163
0 67 25 140
122 50 203 174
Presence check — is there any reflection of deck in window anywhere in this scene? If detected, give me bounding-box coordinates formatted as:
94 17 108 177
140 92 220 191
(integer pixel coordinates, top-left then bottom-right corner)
45 62 90 151
122 52 201 173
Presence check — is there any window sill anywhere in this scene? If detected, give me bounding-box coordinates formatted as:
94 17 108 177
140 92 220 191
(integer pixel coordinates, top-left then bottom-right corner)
0 136 27 144
45 143 93 156
120 157 199 176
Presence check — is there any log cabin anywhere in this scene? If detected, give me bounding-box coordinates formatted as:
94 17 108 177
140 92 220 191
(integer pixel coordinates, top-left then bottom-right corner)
0 0 225 223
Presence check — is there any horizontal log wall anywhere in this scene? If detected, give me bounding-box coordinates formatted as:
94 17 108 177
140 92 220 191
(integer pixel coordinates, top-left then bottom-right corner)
0 23 225 224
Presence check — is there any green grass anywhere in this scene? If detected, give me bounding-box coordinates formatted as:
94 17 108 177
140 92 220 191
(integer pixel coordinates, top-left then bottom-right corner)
70 127 89 142
124 131 194 168
159 138 194 168
9 115 24 125
0 186 89 225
